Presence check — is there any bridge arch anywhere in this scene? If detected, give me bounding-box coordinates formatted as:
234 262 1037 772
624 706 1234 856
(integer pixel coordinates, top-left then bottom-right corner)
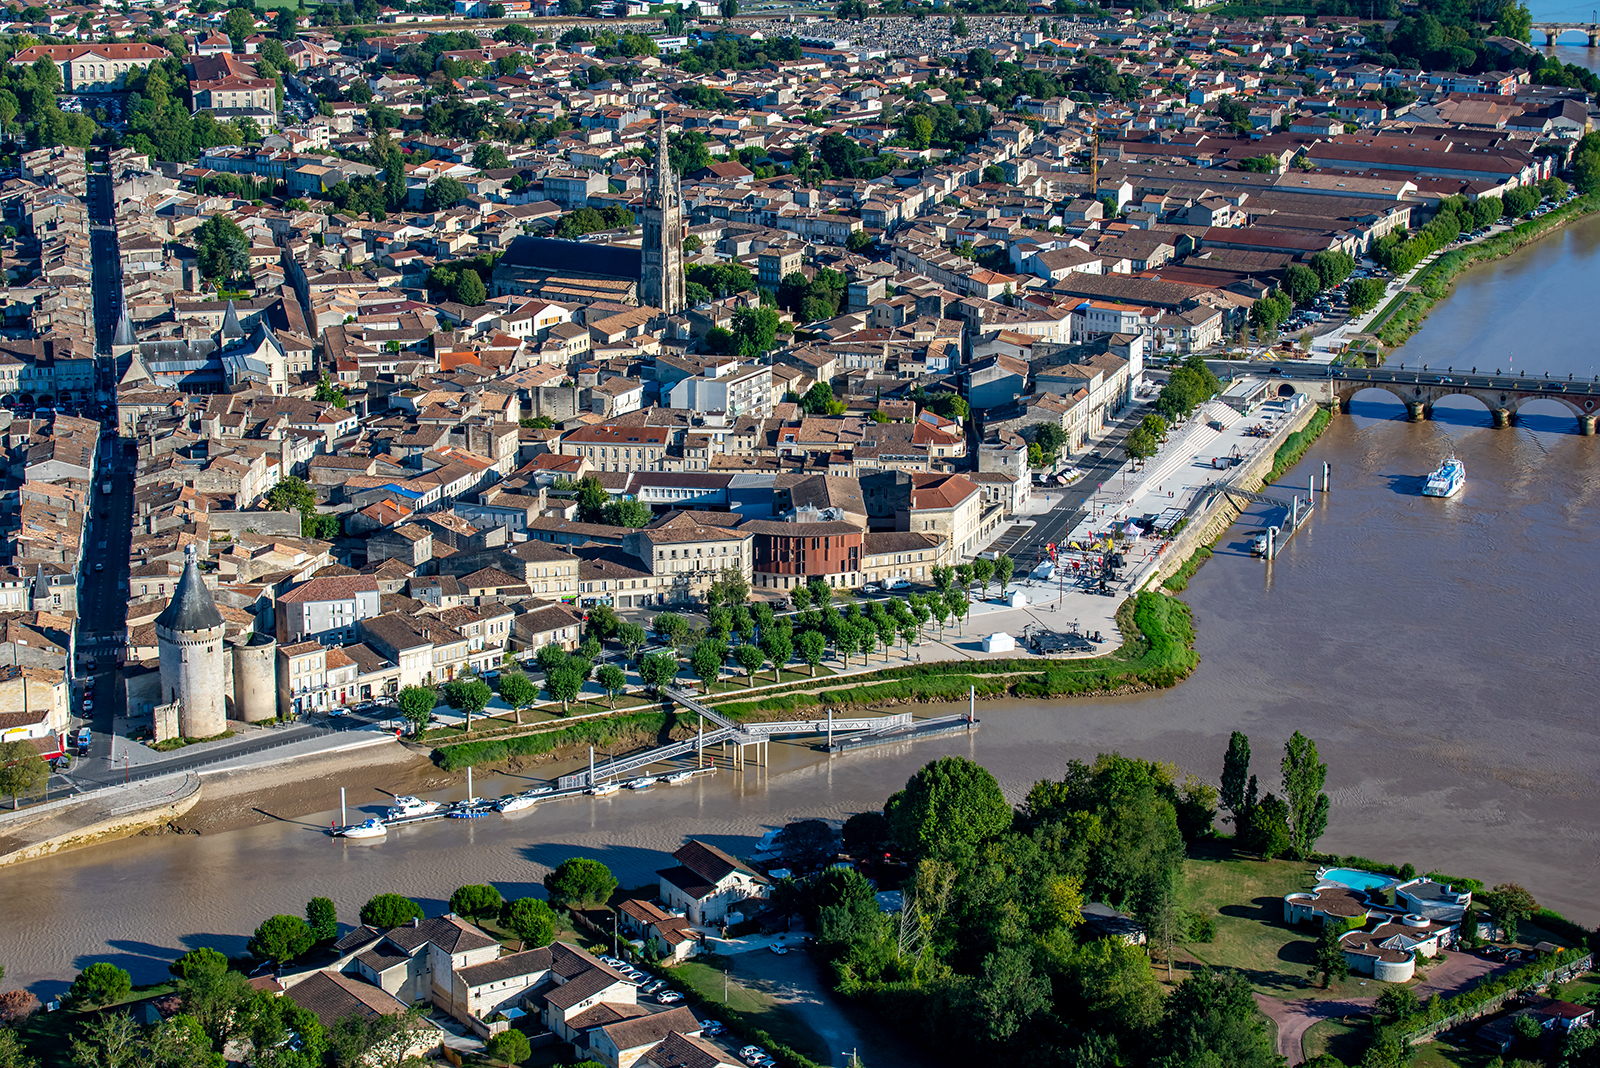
1276 383 1298 397
1536 25 1600 45
1337 383 1413 412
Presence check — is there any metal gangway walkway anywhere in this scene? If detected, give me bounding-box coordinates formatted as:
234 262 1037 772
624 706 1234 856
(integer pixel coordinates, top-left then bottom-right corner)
557 691 919 790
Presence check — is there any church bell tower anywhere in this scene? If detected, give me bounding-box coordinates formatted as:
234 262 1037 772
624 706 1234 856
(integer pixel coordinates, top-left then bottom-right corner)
640 118 685 316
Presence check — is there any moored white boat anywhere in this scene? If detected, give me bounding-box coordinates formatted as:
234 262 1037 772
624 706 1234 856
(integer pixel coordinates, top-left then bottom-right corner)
663 770 696 784
625 776 658 790
586 781 620 796
385 795 441 819
447 797 492 818
496 793 539 813
338 817 387 839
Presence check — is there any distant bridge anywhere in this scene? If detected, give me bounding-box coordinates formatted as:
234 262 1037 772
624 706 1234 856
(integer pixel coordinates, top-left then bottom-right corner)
1530 21 1600 46
1210 363 1600 434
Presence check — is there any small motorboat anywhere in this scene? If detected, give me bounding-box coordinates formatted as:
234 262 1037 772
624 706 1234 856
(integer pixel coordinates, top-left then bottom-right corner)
586 782 620 797
496 793 539 813
447 798 493 818
626 776 658 790
664 770 697 785
385 796 441 820
337 818 387 839
525 784 554 796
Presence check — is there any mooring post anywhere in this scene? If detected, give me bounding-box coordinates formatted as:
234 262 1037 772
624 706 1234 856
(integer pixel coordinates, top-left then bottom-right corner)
1323 461 1330 492
969 684 975 722
588 745 594 788
828 705 833 748
1292 496 1300 529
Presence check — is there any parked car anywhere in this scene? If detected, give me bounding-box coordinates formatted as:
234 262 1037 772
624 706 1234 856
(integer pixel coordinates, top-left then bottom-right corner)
700 1019 726 1036
641 979 667 996
655 989 684 1004
769 943 789 955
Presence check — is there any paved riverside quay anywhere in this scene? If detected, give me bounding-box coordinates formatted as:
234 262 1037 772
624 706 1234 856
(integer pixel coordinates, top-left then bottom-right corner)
1206 362 1600 433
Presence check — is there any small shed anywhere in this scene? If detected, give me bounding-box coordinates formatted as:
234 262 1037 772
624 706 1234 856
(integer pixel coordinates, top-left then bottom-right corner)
982 632 1016 653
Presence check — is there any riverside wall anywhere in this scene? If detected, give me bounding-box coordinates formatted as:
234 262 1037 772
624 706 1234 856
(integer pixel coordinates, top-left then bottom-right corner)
0 773 202 867
1138 401 1322 592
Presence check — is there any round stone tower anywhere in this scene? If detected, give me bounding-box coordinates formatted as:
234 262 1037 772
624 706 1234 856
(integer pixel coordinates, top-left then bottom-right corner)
156 545 228 739
231 634 277 724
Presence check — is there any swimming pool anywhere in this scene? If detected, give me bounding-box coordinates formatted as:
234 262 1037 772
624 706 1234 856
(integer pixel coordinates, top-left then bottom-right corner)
1320 868 1399 892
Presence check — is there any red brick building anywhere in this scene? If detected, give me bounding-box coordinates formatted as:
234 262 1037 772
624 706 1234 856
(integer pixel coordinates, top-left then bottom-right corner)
742 520 864 590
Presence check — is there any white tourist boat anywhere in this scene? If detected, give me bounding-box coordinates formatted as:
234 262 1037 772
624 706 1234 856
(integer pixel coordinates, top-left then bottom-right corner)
338 818 387 839
586 781 620 797
385 796 441 819
1423 456 1465 498
625 776 659 790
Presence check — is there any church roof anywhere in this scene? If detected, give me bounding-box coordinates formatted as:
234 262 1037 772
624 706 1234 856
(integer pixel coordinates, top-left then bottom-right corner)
221 299 245 340
155 549 224 633
113 306 135 348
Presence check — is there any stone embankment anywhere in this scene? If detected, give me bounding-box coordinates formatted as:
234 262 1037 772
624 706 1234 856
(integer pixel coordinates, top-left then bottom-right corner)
1139 400 1325 592
0 773 201 866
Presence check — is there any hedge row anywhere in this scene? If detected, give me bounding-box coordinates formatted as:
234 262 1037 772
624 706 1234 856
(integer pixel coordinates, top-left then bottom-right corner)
1397 947 1592 1037
1263 405 1332 486
432 711 668 771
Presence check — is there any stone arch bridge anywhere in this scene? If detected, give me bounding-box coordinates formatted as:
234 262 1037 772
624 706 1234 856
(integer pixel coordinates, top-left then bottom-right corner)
1254 367 1600 434
1531 22 1600 46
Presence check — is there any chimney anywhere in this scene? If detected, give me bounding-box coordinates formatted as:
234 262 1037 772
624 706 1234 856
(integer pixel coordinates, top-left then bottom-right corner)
411 917 420 927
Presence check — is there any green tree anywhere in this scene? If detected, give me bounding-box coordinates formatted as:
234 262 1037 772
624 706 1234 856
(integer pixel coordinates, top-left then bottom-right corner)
1283 263 1321 307
195 215 250 284
167 946 251 1050
638 651 679 694
223 6 256 47
992 553 1014 597
1250 291 1293 336
451 269 486 306
359 893 424 929
1240 791 1291 859
595 663 627 707
485 1028 531 1066
731 304 781 358
575 475 609 523
1483 883 1538 943
1159 969 1282 1067
502 897 556 947
953 13 968 35
760 631 792 682
602 499 653 528
0 1030 35 1068
249 914 314 965
1375 985 1419 1025
796 629 826 676
970 557 995 599
1308 249 1354 289
265 475 316 513
0 741 49 809
396 685 435 734
1346 277 1387 315
424 175 466 210
1313 923 1351 986
67 962 132 1009
544 857 617 908
306 896 338 943
1220 730 1251 825
441 676 494 730
472 144 508 170
498 671 536 712
733 642 765 686
544 660 587 714
1280 731 1330 858
799 381 842 415
846 229 874 252
886 756 1010 862
616 621 647 662
689 638 726 693
449 884 503 921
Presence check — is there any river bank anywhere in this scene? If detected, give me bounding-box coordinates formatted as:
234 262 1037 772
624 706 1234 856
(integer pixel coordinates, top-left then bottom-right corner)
1376 193 1600 350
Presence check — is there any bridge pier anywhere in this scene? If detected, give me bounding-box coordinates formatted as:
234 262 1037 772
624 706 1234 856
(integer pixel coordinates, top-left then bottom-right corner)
1580 414 1596 436
1492 408 1510 429
1406 401 1426 422
1339 397 1352 414
1590 31 1599 46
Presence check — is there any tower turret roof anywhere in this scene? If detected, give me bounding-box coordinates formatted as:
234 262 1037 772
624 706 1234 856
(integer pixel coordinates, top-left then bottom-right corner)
156 546 224 633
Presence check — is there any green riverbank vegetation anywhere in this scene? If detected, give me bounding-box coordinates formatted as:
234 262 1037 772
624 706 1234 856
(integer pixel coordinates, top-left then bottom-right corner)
776 728 1600 1068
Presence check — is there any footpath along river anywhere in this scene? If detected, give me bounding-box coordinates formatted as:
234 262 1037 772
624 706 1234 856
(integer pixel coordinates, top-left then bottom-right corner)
4 222 1600 993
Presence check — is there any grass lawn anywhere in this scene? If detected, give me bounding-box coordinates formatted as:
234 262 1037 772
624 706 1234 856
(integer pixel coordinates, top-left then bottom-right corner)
1180 844 1379 1000
1302 1019 1368 1065
669 958 829 1064
1553 970 1600 1004
1407 1036 1502 1068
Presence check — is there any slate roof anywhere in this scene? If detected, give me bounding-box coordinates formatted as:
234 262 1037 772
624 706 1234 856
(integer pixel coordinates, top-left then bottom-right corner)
154 549 223 632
